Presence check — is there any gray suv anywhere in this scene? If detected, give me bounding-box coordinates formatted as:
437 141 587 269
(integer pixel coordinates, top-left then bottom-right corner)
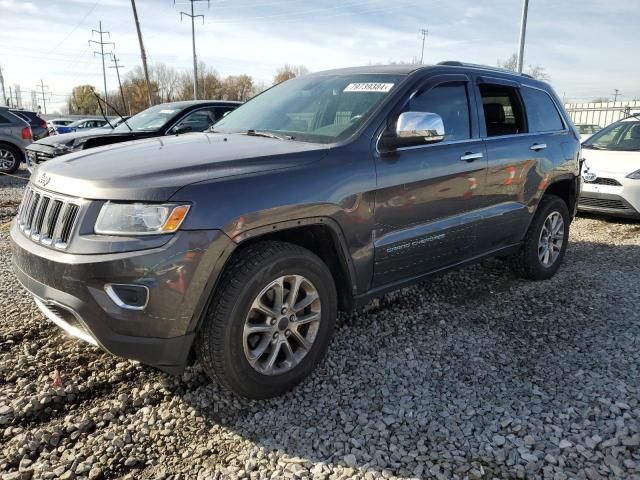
0 107 32 173
10 62 581 399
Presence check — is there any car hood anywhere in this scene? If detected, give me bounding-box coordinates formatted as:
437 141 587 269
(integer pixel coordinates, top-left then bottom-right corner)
581 148 640 175
32 132 329 201
34 128 137 147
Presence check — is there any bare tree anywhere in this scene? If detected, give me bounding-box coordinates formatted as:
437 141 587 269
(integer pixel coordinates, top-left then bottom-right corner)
591 97 611 103
497 53 550 81
273 64 309 84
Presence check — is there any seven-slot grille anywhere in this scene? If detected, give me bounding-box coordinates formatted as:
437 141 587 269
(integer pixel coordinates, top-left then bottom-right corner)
16 186 80 249
583 177 622 186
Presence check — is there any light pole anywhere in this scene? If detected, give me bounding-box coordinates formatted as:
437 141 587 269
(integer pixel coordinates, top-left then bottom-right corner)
516 0 529 73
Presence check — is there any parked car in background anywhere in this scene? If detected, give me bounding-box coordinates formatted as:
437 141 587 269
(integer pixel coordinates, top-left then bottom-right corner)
54 118 110 135
0 106 32 173
26 100 241 168
579 116 640 218
10 110 48 141
11 63 581 398
576 123 601 141
47 118 73 135
93 116 132 130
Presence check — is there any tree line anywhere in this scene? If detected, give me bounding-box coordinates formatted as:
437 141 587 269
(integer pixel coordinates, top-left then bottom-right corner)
67 63 308 116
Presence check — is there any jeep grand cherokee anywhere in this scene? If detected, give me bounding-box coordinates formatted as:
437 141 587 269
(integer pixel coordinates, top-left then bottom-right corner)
11 62 581 399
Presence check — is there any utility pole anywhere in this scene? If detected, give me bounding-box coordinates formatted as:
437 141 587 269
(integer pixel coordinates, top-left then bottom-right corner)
131 0 153 107
109 54 129 115
177 0 209 100
419 28 428 64
612 89 621 103
516 0 530 73
89 21 115 115
0 65 7 106
38 78 49 114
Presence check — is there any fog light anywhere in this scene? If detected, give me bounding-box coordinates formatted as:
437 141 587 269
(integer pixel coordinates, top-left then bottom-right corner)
105 284 149 310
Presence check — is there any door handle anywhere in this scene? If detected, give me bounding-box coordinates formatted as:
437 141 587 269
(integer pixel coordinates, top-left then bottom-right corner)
530 143 547 151
460 152 483 162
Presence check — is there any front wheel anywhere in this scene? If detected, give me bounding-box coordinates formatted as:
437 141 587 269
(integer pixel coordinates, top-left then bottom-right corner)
510 194 570 280
197 241 337 399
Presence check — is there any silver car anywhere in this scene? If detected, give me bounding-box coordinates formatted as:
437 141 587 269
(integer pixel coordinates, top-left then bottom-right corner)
0 106 32 174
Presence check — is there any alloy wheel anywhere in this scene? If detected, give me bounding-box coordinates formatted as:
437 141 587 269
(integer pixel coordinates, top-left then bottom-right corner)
243 274 321 375
0 148 17 171
538 211 564 267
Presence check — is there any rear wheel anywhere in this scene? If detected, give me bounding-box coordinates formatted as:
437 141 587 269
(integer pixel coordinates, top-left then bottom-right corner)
510 194 570 280
197 241 337 399
0 144 20 174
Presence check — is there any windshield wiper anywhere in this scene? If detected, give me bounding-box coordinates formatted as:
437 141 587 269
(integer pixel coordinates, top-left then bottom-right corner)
245 129 294 141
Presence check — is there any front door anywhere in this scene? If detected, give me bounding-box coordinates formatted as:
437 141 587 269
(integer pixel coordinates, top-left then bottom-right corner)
372 75 487 287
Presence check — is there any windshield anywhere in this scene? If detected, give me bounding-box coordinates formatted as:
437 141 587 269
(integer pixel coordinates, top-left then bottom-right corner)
112 104 182 133
583 120 640 151
213 73 404 144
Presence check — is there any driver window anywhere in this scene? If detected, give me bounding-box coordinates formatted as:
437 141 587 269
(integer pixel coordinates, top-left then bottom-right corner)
405 83 471 141
176 109 217 131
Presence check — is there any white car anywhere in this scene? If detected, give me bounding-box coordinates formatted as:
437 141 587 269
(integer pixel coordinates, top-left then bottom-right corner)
579 116 640 219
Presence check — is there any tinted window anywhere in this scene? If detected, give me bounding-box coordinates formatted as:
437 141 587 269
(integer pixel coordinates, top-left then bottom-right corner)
0 113 11 124
214 106 236 120
523 87 564 132
479 84 527 137
175 109 217 131
405 83 470 141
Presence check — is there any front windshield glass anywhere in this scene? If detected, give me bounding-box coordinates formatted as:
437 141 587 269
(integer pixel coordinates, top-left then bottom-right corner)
583 120 640 150
213 74 404 144
113 104 182 133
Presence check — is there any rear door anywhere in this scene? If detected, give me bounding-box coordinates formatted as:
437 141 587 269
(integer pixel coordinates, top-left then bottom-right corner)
473 77 542 250
372 74 488 287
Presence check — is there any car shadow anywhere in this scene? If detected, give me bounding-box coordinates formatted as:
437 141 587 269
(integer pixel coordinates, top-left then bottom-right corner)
171 238 640 478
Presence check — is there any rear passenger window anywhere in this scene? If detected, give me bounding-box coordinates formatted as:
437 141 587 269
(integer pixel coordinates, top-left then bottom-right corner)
522 87 564 132
479 84 527 137
0 114 10 124
406 83 471 141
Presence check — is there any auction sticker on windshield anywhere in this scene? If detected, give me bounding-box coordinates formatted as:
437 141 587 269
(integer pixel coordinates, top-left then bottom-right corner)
344 83 394 93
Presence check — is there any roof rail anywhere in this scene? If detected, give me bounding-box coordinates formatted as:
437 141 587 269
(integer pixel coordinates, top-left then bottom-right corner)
437 61 534 79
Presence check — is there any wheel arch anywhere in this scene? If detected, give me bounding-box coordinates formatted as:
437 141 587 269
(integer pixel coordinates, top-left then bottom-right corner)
540 174 579 218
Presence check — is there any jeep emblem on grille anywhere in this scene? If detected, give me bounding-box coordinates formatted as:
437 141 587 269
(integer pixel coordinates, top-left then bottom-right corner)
583 171 597 182
37 172 50 187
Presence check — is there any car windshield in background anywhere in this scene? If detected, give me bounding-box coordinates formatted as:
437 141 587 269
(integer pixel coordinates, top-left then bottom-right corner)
112 105 181 133
214 74 404 144
583 120 640 151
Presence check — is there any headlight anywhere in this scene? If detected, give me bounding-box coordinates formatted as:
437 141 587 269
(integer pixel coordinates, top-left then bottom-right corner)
627 169 640 179
95 202 190 235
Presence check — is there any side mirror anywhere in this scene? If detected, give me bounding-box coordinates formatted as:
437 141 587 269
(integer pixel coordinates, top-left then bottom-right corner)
380 112 445 151
173 125 193 135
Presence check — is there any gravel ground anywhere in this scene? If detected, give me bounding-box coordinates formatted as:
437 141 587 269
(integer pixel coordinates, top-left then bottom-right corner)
1 169 639 480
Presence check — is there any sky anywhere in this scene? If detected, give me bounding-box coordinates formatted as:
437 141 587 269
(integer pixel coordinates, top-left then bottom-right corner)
0 0 639 113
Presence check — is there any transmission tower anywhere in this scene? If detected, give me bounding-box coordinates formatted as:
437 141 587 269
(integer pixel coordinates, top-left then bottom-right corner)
176 0 210 100
89 21 115 114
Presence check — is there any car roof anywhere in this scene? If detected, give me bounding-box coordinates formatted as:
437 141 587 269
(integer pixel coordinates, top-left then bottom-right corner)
310 61 538 81
157 100 243 108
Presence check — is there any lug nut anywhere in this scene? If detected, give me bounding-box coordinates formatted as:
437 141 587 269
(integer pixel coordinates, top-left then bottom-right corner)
270 318 277 326
290 315 296 322
281 307 287 314
285 330 291 337
273 332 279 339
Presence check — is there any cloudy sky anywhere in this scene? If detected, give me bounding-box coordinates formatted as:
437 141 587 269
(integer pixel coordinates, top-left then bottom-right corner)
1 0 639 113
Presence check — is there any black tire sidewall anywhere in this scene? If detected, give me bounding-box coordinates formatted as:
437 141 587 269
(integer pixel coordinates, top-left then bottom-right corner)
220 250 337 398
524 196 570 280
0 145 20 174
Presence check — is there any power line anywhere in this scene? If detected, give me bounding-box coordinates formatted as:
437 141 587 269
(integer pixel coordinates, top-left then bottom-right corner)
89 21 115 115
109 54 129 115
176 0 210 100
419 28 428 64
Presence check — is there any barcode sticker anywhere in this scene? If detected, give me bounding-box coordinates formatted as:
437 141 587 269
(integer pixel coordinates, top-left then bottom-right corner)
344 83 394 93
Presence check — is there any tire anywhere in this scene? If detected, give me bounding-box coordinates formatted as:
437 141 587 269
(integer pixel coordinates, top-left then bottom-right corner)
0 144 20 174
510 194 570 281
197 240 338 399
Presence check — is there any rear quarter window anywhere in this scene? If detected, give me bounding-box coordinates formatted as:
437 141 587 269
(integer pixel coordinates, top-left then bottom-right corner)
523 87 565 132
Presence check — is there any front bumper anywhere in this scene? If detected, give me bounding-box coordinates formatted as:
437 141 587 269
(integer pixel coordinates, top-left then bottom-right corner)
579 177 640 219
10 222 234 373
